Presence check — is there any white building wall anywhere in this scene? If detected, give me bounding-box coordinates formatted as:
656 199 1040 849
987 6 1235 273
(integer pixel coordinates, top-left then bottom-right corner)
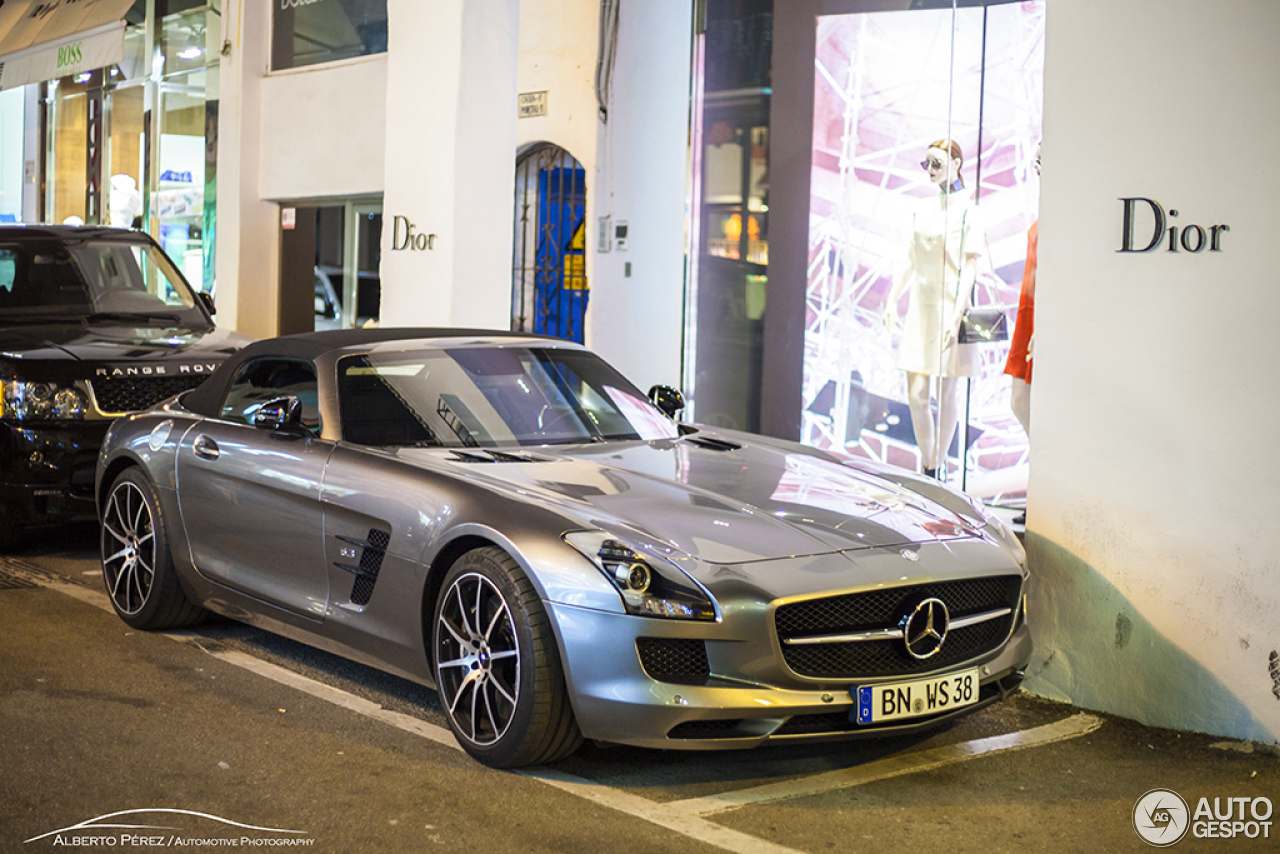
217 4 387 338
215 0 274 337
217 0 692 373
516 0 598 173
259 58 387 202
1026 0 1280 742
378 0 517 329
586 0 691 392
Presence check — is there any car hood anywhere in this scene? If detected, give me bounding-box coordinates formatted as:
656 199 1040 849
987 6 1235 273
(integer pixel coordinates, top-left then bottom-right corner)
403 434 984 564
0 321 249 365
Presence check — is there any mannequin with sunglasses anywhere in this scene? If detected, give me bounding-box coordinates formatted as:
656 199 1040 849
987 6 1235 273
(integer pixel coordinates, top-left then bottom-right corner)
882 139 985 478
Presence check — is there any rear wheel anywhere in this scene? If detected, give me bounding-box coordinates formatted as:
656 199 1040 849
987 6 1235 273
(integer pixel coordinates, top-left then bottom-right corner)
101 468 206 630
433 547 581 767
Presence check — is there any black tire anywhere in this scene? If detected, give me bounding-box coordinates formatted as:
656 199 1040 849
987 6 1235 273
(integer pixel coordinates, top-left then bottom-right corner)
101 467 207 630
432 546 582 767
0 505 23 553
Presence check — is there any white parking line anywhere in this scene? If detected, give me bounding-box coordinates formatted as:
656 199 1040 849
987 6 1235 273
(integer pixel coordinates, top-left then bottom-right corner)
522 768 808 854
7 557 1101 854
666 712 1104 817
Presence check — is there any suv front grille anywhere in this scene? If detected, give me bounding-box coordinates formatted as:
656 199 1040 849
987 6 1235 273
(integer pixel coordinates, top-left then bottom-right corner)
775 575 1022 679
89 375 210 414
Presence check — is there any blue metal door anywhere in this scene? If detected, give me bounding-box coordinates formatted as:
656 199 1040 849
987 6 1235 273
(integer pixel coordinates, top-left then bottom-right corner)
513 145 588 342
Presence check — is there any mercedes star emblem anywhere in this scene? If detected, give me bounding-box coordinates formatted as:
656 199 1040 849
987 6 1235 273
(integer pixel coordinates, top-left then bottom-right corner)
900 597 950 659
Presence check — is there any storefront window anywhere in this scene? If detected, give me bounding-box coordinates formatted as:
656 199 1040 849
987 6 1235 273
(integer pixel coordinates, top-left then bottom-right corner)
271 0 388 72
39 2 218 291
47 75 91 226
148 1 218 290
0 88 22 223
687 0 772 432
155 82 206 286
105 82 145 226
802 1 1045 506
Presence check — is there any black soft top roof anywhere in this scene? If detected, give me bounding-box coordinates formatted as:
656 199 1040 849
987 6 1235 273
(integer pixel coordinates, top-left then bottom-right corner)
183 327 560 418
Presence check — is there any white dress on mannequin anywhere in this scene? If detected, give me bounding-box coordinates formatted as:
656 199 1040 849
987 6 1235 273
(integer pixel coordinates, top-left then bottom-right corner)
894 188 985 377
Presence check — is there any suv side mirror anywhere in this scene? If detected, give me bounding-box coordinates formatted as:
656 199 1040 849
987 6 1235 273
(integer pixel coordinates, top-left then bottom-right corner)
647 384 685 418
252 396 303 432
198 291 216 316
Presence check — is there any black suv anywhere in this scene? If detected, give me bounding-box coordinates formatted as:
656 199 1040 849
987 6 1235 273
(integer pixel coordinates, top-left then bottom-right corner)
0 226 252 548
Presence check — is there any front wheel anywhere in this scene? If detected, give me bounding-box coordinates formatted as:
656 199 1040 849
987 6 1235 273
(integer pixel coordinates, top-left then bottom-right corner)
433 547 581 767
101 467 207 630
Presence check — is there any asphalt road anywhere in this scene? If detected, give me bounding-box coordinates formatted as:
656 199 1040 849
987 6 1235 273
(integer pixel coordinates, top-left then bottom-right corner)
1 525 1276 853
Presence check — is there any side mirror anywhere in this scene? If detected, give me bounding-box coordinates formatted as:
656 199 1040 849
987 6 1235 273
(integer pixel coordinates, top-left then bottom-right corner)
252 396 304 432
198 291 216 316
647 384 685 418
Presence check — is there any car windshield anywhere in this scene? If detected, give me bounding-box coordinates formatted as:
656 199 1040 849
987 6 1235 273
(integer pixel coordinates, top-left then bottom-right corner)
0 237 203 321
338 347 680 447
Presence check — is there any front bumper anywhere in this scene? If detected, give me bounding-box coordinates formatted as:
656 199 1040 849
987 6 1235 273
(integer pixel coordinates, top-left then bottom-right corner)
548 601 1033 750
0 420 110 531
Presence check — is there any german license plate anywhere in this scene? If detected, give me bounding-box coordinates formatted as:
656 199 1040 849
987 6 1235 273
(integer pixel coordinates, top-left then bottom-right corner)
852 668 980 724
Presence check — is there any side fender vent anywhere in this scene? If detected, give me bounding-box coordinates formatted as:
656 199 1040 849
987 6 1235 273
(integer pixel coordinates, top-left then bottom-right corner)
334 528 390 606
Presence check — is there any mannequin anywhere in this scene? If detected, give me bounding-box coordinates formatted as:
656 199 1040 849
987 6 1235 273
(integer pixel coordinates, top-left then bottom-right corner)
882 139 985 478
1004 143 1040 439
108 174 143 229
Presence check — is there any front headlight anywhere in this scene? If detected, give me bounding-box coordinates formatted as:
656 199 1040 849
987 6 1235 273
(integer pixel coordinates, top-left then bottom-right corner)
564 530 717 621
1 379 88 420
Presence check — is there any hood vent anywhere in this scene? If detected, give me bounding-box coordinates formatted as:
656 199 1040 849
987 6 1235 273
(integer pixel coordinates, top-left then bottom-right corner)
683 435 742 452
449 449 550 463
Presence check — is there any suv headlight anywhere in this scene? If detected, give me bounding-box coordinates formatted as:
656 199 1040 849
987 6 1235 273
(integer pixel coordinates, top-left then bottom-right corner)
564 530 718 621
1 380 88 420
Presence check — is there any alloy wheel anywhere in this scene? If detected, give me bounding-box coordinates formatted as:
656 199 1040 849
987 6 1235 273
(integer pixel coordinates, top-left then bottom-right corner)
102 481 156 616
435 572 521 746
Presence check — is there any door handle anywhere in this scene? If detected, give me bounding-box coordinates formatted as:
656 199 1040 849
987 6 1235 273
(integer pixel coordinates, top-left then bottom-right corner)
192 434 220 461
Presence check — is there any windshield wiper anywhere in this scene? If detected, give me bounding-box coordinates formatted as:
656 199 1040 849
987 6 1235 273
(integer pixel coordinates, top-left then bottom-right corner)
85 311 186 325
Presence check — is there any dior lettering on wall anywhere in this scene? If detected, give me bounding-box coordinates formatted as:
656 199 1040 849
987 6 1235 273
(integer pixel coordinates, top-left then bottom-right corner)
280 0 324 9
1119 197 1229 253
391 216 437 251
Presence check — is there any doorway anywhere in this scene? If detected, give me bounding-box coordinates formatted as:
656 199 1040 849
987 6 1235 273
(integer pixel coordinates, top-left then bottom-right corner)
279 200 383 335
511 143 587 343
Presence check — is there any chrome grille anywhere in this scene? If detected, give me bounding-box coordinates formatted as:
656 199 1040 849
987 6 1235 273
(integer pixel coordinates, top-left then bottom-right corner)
89 375 210 414
775 575 1022 679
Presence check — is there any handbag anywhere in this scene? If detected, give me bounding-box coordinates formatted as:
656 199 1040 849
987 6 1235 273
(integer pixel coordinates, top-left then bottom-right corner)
954 206 1010 345
958 306 1009 343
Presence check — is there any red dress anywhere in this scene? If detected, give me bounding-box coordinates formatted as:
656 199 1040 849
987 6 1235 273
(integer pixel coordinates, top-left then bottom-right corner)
1003 221 1036 383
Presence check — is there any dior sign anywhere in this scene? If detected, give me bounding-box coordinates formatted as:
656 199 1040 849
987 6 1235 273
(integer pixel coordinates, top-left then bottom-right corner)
391 216 437 251
1119 198 1229 253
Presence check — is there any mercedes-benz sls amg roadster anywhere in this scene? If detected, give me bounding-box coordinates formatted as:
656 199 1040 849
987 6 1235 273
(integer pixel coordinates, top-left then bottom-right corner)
96 328 1031 767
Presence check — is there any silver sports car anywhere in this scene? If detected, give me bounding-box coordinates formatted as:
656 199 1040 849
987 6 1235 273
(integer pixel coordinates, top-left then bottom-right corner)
97 329 1031 767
